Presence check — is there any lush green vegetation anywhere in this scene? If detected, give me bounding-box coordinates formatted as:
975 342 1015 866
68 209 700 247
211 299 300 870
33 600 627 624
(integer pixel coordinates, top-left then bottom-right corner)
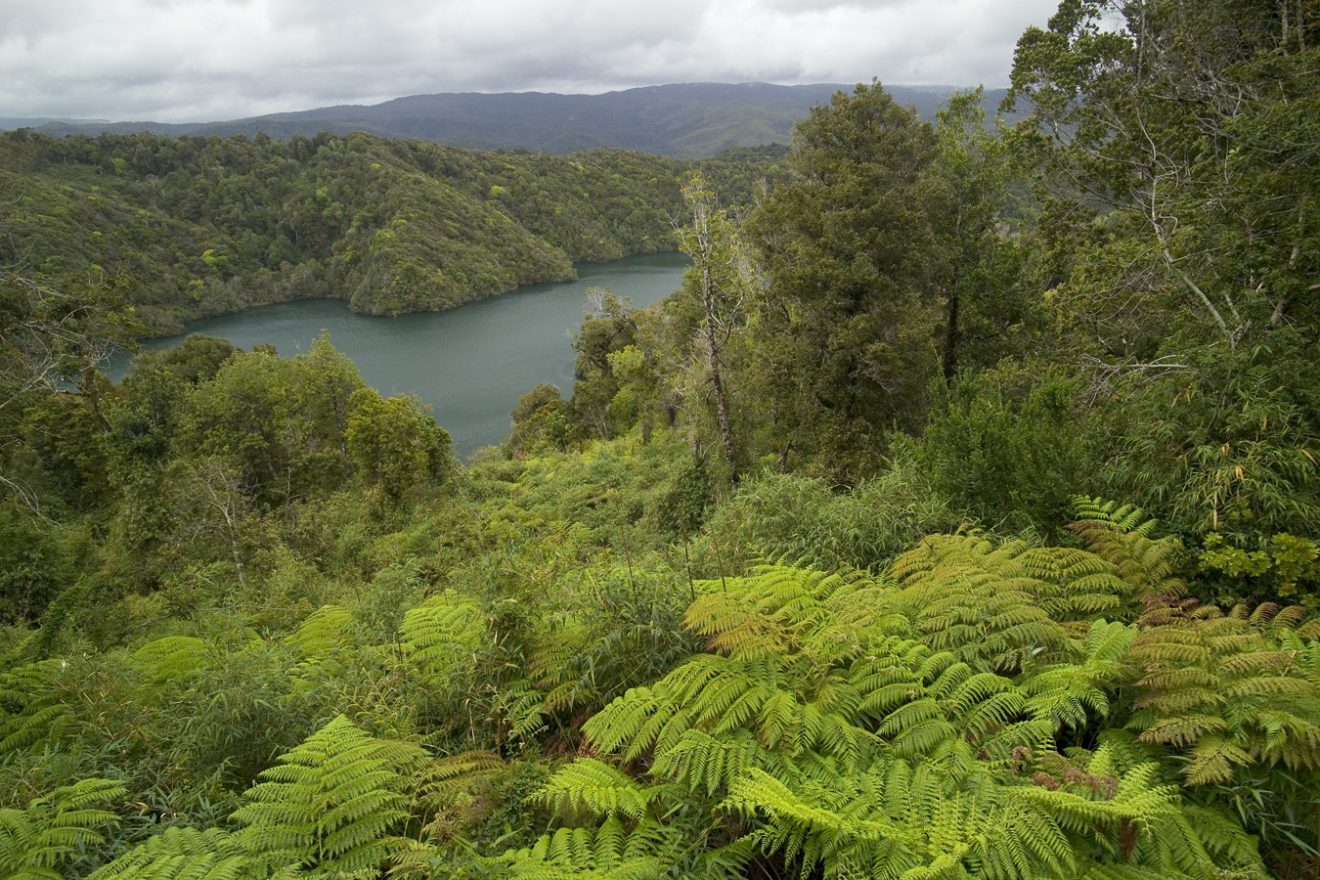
2 1 1318 878
0 131 781 334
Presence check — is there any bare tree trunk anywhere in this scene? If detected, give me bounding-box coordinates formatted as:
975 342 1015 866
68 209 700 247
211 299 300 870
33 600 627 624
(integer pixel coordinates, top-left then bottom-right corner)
696 207 738 483
941 285 961 382
196 460 248 591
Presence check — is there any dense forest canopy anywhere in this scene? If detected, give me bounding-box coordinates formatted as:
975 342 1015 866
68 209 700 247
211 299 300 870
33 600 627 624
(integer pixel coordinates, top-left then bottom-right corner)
0 131 781 334
2 1 1319 879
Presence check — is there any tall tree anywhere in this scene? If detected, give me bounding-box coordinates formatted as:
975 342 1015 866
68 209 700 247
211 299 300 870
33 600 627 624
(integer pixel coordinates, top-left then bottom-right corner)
746 82 941 477
925 89 1029 382
1006 0 1320 540
1006 0 1319 355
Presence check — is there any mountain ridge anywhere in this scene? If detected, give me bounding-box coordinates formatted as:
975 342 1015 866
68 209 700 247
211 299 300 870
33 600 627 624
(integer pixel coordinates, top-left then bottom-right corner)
8 82 1008 158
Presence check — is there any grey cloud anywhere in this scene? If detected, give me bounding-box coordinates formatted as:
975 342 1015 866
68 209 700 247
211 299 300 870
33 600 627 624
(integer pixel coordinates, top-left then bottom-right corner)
0 0 1059 122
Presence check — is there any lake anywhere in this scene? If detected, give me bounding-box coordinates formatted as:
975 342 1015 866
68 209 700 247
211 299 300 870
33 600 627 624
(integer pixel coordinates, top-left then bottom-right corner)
103 253 689 455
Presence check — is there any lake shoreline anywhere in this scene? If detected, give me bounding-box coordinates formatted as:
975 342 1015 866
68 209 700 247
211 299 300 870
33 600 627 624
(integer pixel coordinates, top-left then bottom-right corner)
105 253 690 455
134 249 683 340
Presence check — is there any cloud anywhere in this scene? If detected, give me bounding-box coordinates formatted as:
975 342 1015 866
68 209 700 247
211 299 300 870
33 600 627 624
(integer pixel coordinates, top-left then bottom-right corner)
0 0 1058 122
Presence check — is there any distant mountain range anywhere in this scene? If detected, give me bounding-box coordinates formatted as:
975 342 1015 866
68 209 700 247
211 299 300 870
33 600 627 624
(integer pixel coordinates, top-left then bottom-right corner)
1 82 1010 158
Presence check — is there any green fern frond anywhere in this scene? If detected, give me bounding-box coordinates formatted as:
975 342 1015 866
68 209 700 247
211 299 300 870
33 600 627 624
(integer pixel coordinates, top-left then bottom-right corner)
129 636 209 686
684 566 859 659
232 715 425 878
1069 497 1186 600
1023 621 1138 731
888 535 1117 671
1129 604 1320 785
400 592 486 687
286 605 354 659
648 729 778 797
0 778 125 880
535 758 658 820
0 659 74 753
86 827 253 880
497 815 675 879
1072 497 1158 535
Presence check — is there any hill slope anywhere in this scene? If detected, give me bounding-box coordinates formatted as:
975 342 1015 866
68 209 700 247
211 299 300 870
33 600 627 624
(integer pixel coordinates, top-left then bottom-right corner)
20 82 1008 158
0 131 779 333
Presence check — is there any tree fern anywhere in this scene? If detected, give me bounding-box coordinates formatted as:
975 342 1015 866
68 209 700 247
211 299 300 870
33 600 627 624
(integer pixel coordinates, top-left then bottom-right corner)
1069 497 1186 601
888 534 1127 670
286 605 355 660
0 659 74 753
0 778 125 880
528 619 590 713
400 592 486 687
720 743 1265 880
495 816 674 880
1022 620 1137 732
128 636 209 686
412 750 508 842
684 566 860 658
231 715 426 878
534 758 662 822
86 827 253 880
1128 602 1320 784
572 549 1288 879
493 812 748 880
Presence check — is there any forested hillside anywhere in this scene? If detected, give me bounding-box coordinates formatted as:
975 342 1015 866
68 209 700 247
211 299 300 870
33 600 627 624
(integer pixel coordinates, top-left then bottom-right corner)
2 1 1319 879
0 131 780 334
11 83 1009 158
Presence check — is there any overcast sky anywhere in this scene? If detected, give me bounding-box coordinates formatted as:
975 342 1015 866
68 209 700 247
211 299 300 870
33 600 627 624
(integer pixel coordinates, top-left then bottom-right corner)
0 0 1059 122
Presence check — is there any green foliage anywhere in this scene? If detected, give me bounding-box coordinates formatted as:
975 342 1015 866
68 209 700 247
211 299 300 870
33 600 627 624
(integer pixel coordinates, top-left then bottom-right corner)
693 465 958 574
87 827 254 880
176 336 362 507
528 566 699 726
494 816 678 880
1068 497 1187 600
1097 340 1320 547
652 452 713 538
571 291 640 441
230 715 425 878
400 592 486 689
2 4 1319 877
903 366 1098 536
1129 603 1320 787
534 758 657 821
508 383 573 457
0 659 74 754
1201 533 1320 604
532 535 1292 879
0 501 73 624
1004 0 1320 555
744 82 942 477
0 131 777 332
346 388 453 502
0 778 125 880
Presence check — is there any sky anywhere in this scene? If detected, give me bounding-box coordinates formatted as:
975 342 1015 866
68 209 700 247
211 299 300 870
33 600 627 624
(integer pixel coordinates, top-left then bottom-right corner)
0 0 1060 123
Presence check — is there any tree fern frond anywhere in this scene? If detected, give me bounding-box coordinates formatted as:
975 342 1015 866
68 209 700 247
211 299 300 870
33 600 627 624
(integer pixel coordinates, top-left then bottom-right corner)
1068 497 1186 601
129 636 209 686
1129 604 1320 784
286 605 354 659
400 592 486 688
231 715 424 877
497 816 674 879
0 778 125 880
535 758 658 821
0 659 74 752
87 827 253 880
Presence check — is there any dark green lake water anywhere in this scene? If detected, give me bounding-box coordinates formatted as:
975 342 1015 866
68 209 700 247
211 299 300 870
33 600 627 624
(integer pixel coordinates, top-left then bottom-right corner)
104 253 689 455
